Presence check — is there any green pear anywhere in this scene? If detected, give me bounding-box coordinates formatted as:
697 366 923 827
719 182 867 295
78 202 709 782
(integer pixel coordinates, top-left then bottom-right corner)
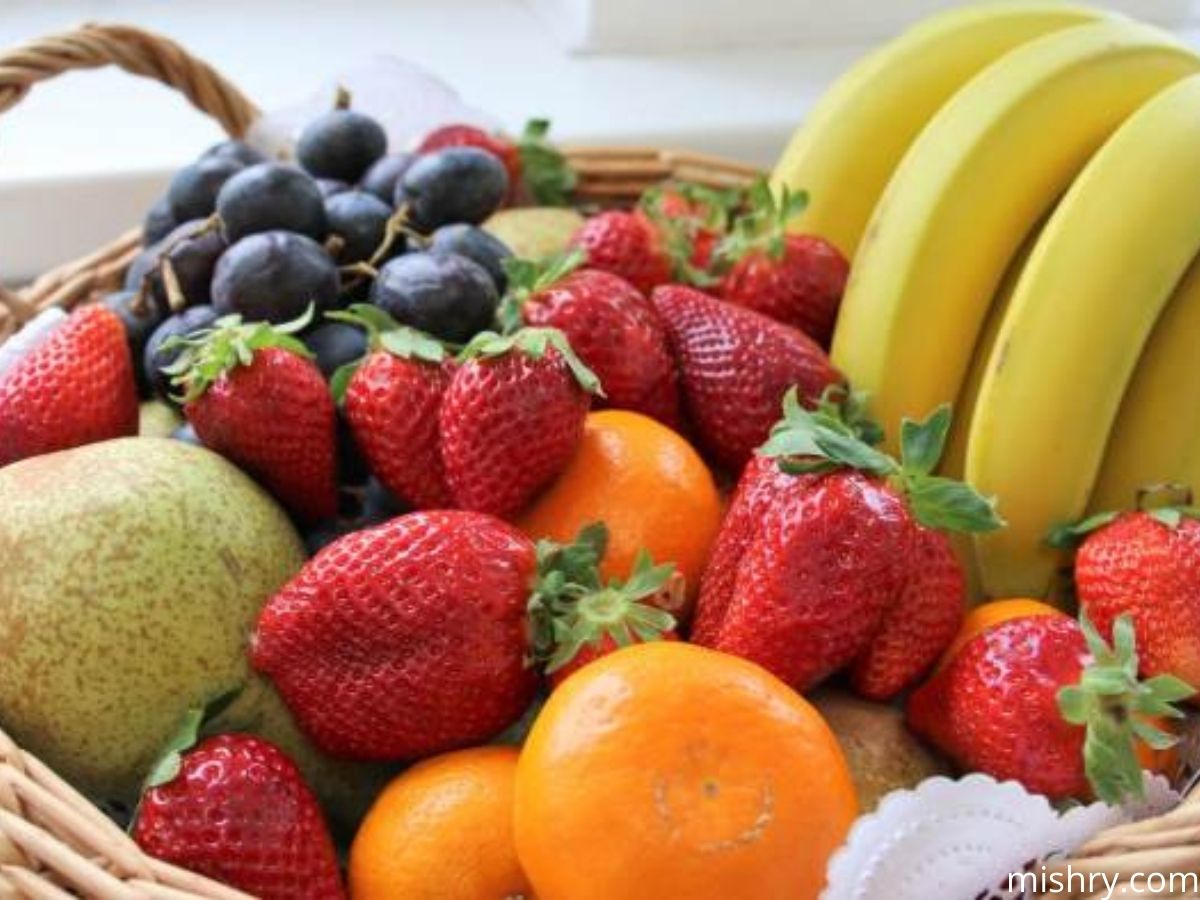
0 437 388 829
138 399 183 437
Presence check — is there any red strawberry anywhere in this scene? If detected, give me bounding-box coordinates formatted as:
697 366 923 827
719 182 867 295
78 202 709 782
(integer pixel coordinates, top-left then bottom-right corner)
251 510 540 760
134 730 343 900
849 524 965 700
639 182 739 273
1059 504 1200 687
336 306 453 509
907 612 1191 802
501 255 681 428
693 393 997 694
0 305 137 466
569 210 673 295
439 327 599 517
417 119 574 205
651 284 841 472
171 315 338 524
715 183 848 347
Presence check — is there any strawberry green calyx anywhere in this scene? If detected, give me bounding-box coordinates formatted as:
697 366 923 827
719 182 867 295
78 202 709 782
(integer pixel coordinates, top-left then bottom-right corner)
1047 484 1200 549
326 304 447 402
1057 613 1193 805
496 249 587 334
163 307 314 404
141 688 241 791
640 180 745 287
711 178 808 270
759 387 1004 533
527 522 677 673
458 326 603 396
518 118 577 206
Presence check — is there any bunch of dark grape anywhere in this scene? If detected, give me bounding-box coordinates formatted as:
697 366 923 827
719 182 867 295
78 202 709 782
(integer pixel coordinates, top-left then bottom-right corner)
114 92 562 547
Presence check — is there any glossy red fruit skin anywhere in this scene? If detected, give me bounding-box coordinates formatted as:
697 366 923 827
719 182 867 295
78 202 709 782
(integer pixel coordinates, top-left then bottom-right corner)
251 510 539 760
133 735 344 900
907 615 1090 800
521 269 681 428
185 348 338 524
549 631 679 689
0 305 137 466
417 123 521 186
692 468 910 691
719 235 849 348
344 353 454 509
1077 513 1200 685
439 350 590 517
651 284 842 472
850 525 965 700
569 210 673 295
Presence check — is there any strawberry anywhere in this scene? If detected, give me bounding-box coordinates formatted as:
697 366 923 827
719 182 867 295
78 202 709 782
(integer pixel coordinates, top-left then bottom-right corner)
417 119 575 205
133 721 343 900
333 305 454 510
1053 500 1200 687
639 181 740 274
849 524 964 700
167 313 338 524
569 210 674 295
439 327 599 517
650 284 842 472
527 523 680 688
714 182 849 347
693 392 998 695
0 304 137 467
908 612 1192 803
251 509 540 759
500 253 681 428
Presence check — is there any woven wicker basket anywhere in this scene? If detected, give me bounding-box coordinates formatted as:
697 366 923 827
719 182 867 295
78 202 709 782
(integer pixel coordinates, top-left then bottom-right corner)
0 20 1193 900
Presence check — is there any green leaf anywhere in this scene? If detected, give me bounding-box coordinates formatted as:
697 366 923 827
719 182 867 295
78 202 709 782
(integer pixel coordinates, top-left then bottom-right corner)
1057 685 1088 725
143 707 204 789
1132 718 1178 751
378 327 446 363
330 360 360 405
902 473 1004 533
1149 507 1183 529
900 404 952 475
518 118 576 206
1045 510 1122 549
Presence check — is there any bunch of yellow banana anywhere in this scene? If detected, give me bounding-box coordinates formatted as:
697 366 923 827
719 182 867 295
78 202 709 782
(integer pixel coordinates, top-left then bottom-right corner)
774 3 1200 601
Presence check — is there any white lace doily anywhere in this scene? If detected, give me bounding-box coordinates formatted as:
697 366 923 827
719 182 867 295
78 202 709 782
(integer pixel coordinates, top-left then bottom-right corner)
0 307 66 379
823 773 1179 900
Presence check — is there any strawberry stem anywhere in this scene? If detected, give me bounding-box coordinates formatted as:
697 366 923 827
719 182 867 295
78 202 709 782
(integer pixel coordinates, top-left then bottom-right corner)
1057 612 1193 804
526 523 677 674
497 249 586 334
759 387 1003 533
517 118 576 206
162 307 315 403
457 326 603 396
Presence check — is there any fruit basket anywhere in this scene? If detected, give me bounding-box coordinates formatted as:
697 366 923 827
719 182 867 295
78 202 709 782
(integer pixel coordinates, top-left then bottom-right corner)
7 8 1200 900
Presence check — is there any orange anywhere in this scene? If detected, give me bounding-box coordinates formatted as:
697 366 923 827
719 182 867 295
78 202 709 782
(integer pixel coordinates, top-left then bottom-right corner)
518 409 722 616
513 642 857 900
939 597 1064 669
349 746 531 900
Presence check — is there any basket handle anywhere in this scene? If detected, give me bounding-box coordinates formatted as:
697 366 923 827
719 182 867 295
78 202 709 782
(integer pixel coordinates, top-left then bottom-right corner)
0 22 259 136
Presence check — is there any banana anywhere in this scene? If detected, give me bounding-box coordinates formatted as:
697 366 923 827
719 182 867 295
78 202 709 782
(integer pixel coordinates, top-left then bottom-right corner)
1088 253 1200 514
770 2 1104 258
943 226 1042 604
830 19 1198 455
968 73 1200 599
